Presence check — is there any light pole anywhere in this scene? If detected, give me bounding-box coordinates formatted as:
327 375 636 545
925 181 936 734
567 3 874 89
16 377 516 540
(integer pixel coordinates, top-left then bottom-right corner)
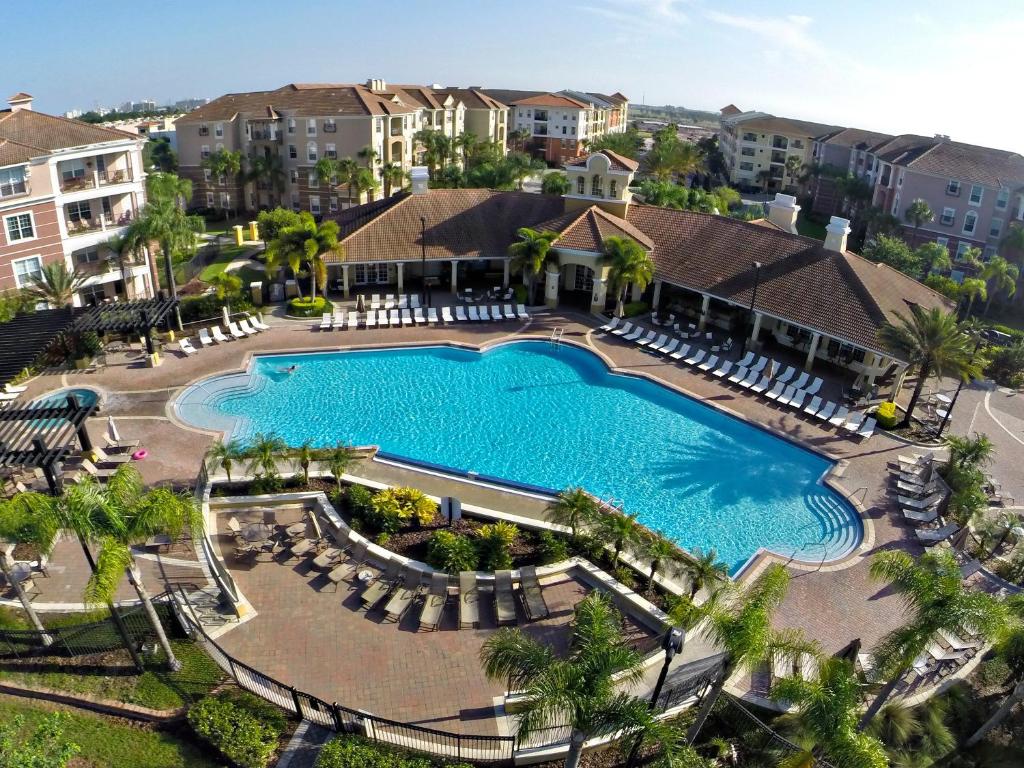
625 627 684 768
420 216 430 308
740 261 762 355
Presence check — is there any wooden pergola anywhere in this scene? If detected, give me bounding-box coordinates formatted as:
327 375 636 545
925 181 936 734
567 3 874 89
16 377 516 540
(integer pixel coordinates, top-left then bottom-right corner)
0 308 79 386
73 297 179 356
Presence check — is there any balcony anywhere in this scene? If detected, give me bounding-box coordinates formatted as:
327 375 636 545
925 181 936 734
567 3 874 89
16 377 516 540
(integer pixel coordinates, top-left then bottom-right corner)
66 211 134 237
534 124 548 136
770 151 786 165
771 137 788 150
250 129 280 142
99 169 132 186
60 175 96 193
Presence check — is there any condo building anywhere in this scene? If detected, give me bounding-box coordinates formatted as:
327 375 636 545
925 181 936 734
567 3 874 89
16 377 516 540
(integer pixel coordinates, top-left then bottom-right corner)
0 93 153 305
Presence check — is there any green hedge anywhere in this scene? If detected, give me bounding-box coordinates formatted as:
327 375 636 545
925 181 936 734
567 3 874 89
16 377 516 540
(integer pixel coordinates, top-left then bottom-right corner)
622 301 649 318
288 296 332 317
188 691 286 768
315 735 473 768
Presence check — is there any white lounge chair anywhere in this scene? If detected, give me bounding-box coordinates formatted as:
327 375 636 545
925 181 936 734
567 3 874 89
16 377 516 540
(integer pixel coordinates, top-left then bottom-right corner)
904 508 939 523
378 310 389 326
252 316 271 331
899 492 945 510
805 378 823 396
843 411 866 433
384 294 395 309
713 361 733 378
728 366 748 384
490 304 502 320
503 305 516 320
179 338 198 356
371 294 381 310
366 311 377 329
347 312 358 330
623 326 644 341
828 406 850 427
788 390 807 410
738 368 759 388
413 308 426 324
600 317 620 332
750 375 771 394
410 294 420 309
648 334 669 352
427 308 439 324
454 306 467 322
776 386 797 406
199 328 214 347
388 309 400 326
751 356 768 373
815 401 837 421
736 352 755 368
669 344 690 361
239 319 259 334
659 339 680 356
698 354 719 372
685 349 706 366
636 330 657 346
938 629 979 651
441 306 454 323
611 321 632 336
857 418 876 440
212 326 231 342
401 309 413 326
516 304 529 320
398 295 409 309
776 366 795 384
3 383 26 394
803 396 822 416
916 524 959 545
332 312 344 329
791 372 810 390
228 322 246 338
481 305 493 321
765 381 785 400
468 306 479 321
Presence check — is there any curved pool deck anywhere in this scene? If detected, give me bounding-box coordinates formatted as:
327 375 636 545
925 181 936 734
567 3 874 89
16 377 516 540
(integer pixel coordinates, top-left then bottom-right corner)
174 339 863 573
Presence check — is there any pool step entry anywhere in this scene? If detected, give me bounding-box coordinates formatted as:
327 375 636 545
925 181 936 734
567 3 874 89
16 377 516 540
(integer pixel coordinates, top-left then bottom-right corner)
549 327 564 347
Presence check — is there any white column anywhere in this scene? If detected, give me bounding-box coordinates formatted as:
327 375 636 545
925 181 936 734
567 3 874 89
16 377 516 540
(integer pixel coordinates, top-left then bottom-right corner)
396 262 404 293
341 264 350 299
544 268 560 308
750 311 763 341
450 259 458 294
503 258 511 288
590 277 607 313
804 331 821 371
651 280 662 310
697 294 711 330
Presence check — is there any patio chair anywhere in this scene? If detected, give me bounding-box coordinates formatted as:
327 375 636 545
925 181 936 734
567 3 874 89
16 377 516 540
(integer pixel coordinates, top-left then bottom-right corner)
228 322 246 339
319 313 332 330
503 305 516 320
332 312 344 329
728 366 749 385
325 540 369 591
828 406 850 428
659 339 680 357
750 375 771 393
384 294 396 309
736 352 755 368
103 434 140 453
712 361 733 378
764 381 785 399
418 571 451 630
791 372 810 390
212 326 232 342
455 306 468 322
490 304 502 320
788 389 807 410
926 642 968 664
389 309 400 326
199 328 214 347
904 508 939 524
636 330 657 347
366 311 377 329
468 306 480 321
442 306 455 323
253 316 272 331
611 321 632 336
427 308 439 323
360 559 403 610
651 311 661 326
776 386 798 407
480 306 492 321
814 401 837 422
519 565 549 621
459 571 480 629
776 366 796 384
750 356 768 373
698 354 719 372
899 491 945 510
410 294 420 309
802 395 822 416
287 536 321 560
371 294 381 310
623 326 644 342
738 369 759 388
413 307 425 324
347 312 358 330
668 344 690 361
384 565 428 622
805 377 823 395
239 319 259 335
685 349 706 367
93 447 132 466
938 629 980 652
3 383 26 394
378 310 389 327
179 338 199 356
516 304 529 320
916 524 958 545
398 295 409 309
226 517 242 535
312 547 343 571
494 569 517 626
648 334 670 353
66 459 118 481
711 337 733 353
599 317 620 333
843 411 866 433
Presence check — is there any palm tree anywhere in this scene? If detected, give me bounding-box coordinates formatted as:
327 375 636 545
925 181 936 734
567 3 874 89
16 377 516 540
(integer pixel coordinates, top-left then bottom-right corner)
454 132 477 166
105 222 149 296
857 549 1007 729
0 498 57 640
507 152 546 191
959 277 987 317
293 440 316 485
264 212 341 301
246 154 286 208
324 442 356 492
604 236 653 317
508 228 559 305
877 306 981 427
380 162 405 197
999 222 1024 264
544 487 598 541
682 547 728 599
541 172 570 196
245 432 287 480
783 155 804 192
674 563 818 743
641 532 686 590
25 263 86 307
599 511 641 568
867 697 955 765
201 149 242 218
480 593 657 768
350 167 380 203
944 432 994 471
981 255 1019 314
904 199 934 246
771 656 888 768
207 439 243 483
966 595 1024 746
915 241 952 279
207 271 242 300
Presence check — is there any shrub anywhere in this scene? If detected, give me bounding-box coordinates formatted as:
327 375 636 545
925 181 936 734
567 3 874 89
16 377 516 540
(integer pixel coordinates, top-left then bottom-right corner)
392 487 437 526
249 474 284 494
621 301 649 318
179 291 253 324
985 343 1024 388
287 296 331 317
368 487 436 532
347 485 374 524
316 735 466 768
513 284 528 304
875 401 898 429
477 521 518 570
537 530 569 564
976 656 1011 688
614 565 638 590
427 530 479 572
188 691 285 768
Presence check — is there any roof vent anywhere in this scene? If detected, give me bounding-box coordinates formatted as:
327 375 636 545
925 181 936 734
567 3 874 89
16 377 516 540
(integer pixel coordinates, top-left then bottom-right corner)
766 193 800 235
824 216 851 253
7 92 33 112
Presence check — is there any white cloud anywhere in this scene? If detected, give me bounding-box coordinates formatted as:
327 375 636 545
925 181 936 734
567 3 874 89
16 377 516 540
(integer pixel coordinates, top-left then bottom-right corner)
577 0 689 36
705 10 825 60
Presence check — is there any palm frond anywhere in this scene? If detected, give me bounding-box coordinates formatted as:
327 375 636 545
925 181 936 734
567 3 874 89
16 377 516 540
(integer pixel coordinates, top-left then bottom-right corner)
84 538 131 606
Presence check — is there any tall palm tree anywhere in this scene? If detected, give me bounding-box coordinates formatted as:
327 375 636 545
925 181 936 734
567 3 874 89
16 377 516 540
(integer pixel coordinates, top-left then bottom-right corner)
966 594 1024 746
599 511 641 568
877 306 981 427
999 222 1024 264
293 440 316 485
867 697 955 765
25 263 86 307
771 657 888 768
207 438 243 483
641 531 686 590
857 549 1007 729
245 432 287 479
783 155 804 192
904 199 934 247
507 152 546 191
674 563 818 743
682 547 728 599
455 132 477 166
264 212 341 300
981 255 1019 314
604 236 653 317
544 487 598 541
915 241 952 279
541 172 570 196
480 593 657 768
508 228 559 305
201 149 243 218
959 277 987 318
246 154 286 208
380 162 405 197
0 498 57 640
105 222 149 297
350 167 380 203
324 442 356 492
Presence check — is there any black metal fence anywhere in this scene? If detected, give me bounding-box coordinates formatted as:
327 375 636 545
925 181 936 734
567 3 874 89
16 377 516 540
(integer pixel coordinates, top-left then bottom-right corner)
717 693 836 768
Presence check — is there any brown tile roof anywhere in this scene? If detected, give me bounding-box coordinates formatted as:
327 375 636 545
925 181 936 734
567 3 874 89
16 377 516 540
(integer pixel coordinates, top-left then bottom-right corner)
535 205 654 251
480 88 545 105
904 140 1024 188
511 94 589 109
565 149 639 173
328 190 564 263
0 138 40 167
7 92 33 102
729 114 842 139
176 84 417 123
816 127 894 151
871 134 937 164
437 88 506 111
719 104 742 116
0 109 136 156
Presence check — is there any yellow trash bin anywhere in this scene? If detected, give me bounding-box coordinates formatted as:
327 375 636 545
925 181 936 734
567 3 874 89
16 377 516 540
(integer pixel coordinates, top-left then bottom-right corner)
248 220 259 241
233 225 244 246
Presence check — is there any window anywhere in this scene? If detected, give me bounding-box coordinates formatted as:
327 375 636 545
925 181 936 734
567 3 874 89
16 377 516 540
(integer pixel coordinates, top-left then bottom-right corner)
742 132 757 142
996 188 1009 210
571 126 576 135
354 263 389 284
0 166 27 197
739 162 754 171
101 197 111 217
307 143 317 162
60 158 86 180
308 172 319 189
288 144 297 159
935 236 949 251
203 169 211 182
940 207 956 226
306 118 316 137
963 210 978 235
201 145 210 159
983 245 997 260
4 212 35 242
198 124 209 136
324 118 336 133
290 193 300 211
576 176 585 194
75 247 100 265
290 169 298 184
215 143 224 153
218 174 226 186
66 200 92 222
375 118 383 133
956 241 971 260
573 265 594 292
310 196 321 215
990 218 1004 238
329 196 338 213
220 192 230 208
741 147 755 156
287 118 296 134
946 179 961 196
11 256 42 288
325 143 336 159
562 126 566 135
205 191 214 207
609 180 617 197
214 123 223 138
969 184 983 205
591 174 602 197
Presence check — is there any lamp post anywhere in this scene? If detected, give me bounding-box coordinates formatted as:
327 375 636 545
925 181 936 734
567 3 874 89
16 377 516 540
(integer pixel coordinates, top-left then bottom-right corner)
420 216 430 309
625 627 685 768
740 261 762 355
937 335 983 437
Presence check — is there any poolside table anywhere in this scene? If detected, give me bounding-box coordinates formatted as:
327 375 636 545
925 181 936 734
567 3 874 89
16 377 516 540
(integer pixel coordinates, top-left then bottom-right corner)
240 523 273 542
934 393 952 405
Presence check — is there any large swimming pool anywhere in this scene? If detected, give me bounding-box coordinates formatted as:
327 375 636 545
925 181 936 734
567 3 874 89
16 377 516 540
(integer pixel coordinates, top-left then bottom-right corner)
175 341 861 572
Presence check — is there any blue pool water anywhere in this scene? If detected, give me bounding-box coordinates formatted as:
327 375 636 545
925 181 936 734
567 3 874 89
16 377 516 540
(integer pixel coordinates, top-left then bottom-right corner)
32 387 99 408
175 341 861 572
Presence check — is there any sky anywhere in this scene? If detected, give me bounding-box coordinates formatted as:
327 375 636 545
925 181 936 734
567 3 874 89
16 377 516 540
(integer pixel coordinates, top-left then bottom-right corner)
3 0 1021 151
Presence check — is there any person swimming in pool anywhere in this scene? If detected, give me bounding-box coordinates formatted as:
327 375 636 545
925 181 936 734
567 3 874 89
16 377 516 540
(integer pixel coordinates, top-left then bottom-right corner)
280 364 298 374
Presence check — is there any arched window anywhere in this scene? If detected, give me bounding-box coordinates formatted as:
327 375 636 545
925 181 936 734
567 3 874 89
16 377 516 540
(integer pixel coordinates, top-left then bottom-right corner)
591 174 602 197
609 180 617 197
576 176 585 194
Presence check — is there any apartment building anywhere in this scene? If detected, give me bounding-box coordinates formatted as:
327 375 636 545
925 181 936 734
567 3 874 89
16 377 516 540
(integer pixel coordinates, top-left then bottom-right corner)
718 106 840 191
808 127 895 214
0 93 153 305
484 89 630 164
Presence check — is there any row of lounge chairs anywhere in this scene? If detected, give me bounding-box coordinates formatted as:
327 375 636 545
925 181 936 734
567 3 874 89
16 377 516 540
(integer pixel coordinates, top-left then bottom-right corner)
317 304 530 330
189 317 272 355
888 453 959 544
368 294 422 310
0 382 27 409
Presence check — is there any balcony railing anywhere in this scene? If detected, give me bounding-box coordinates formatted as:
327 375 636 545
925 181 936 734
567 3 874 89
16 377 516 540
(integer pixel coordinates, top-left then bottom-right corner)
60 175 95 192
250 130 280 141
99 169 131 186
66 211 134 236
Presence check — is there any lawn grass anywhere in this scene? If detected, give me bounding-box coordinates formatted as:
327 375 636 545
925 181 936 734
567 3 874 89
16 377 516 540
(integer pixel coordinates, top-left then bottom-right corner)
796 214 827 240
198 244 256 282
201 216 251 239
0 640 225 711
0 695 225 768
